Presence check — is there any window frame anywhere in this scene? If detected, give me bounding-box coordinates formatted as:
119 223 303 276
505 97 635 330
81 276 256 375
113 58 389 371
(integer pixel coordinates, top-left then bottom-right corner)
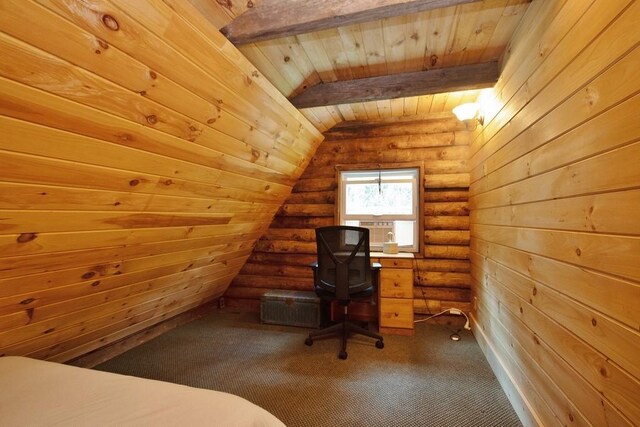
335 163 424 255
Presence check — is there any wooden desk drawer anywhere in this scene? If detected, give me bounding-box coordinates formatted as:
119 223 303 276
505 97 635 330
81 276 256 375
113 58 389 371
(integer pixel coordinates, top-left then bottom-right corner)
379 258 413 269
379 298 414 329
380 269 413 298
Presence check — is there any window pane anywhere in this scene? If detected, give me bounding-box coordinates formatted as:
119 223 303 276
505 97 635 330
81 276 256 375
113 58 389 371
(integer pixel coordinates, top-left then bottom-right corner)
339 168 420 252
345 182 414 215
394 221 414 246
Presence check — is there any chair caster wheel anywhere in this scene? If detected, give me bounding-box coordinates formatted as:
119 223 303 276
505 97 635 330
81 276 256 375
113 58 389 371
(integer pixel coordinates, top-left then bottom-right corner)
338 350 348 360
375 340 384 349
305 337 313 346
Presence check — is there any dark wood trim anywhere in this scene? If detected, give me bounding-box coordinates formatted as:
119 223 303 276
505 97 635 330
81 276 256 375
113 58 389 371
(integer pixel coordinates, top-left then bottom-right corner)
221 0 482 45
291 62 499 108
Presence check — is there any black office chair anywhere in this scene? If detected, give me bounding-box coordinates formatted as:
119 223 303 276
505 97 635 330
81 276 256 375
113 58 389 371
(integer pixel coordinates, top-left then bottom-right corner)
304 226 384 359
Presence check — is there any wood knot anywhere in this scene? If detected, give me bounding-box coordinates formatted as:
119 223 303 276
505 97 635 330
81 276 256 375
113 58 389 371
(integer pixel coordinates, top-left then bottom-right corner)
216 0 232 10
97 39 109 50
146 115 158 125
82 271 96 280
114 201 121 206
599 367 608 377
149 70 157 79
17 232 38 243
430 54 438 67
91 281 101 287
102 14 119 31
284 56 290 63
207 117 217 124
575 248 581 256
411 32 418 41
20 298 35 305
44 328 55 334
532 287 537 296
163 179 173 186
251 148 260 160
246 0 254 7
251 70 259 78
129 179 140 186
591 318 597 327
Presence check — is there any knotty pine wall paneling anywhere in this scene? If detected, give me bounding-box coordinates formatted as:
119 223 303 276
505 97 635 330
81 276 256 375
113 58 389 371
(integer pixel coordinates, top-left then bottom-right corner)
0 0 322 362
469 1 640 425
227 115 474 315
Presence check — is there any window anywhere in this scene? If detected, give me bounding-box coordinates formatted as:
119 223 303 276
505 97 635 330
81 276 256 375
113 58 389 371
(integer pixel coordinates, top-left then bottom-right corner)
338 168 420 252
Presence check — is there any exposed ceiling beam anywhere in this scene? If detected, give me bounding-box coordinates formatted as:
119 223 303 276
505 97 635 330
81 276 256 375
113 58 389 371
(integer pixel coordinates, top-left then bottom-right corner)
290 61 499 109
221 0 482 45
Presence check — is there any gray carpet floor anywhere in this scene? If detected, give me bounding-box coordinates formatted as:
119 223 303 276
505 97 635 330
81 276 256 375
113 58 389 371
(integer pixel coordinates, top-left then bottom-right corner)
95 309 522 427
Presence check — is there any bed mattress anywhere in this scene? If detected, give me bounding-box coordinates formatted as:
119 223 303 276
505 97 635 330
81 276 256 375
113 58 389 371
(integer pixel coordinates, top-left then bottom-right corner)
0 356 285 426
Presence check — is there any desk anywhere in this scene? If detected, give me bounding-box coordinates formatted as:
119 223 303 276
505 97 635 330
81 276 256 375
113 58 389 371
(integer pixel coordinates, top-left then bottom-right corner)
327 252 415 336
371 252 415 336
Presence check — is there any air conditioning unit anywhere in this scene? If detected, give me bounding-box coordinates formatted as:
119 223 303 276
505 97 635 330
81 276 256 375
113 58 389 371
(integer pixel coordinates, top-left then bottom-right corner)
359 221 393 244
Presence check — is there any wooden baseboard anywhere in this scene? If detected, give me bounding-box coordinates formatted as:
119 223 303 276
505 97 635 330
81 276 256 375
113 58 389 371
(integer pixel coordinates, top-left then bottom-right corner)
470 313 540 427
67 299 220 369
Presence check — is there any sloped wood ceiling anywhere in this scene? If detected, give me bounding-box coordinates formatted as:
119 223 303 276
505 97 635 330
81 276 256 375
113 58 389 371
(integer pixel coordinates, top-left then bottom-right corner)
191 0 531 131
0 0 321 361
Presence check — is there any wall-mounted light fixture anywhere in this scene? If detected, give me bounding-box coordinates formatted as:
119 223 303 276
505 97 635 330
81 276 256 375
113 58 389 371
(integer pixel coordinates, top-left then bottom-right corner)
452 102 484 128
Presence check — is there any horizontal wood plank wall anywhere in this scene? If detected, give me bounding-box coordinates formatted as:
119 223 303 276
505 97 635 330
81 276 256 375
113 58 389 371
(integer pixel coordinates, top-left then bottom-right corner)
0 0 322 362
469 0 640 426
227 116 474 315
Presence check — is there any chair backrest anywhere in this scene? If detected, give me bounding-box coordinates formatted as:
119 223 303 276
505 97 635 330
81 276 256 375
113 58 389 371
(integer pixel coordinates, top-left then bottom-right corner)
315 226 372 301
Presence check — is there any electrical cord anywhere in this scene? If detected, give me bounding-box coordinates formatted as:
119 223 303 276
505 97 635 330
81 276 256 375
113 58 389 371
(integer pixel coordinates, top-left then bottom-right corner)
414 307 471 331
413 258 433 316
414 309 451 323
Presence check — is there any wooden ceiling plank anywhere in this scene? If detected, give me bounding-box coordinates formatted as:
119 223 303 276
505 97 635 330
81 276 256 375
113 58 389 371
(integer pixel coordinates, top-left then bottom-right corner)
359 19 389 77
390 98 405 117
221 0 483 45
290 61 498 108
422 5 458 69
337 24 370 79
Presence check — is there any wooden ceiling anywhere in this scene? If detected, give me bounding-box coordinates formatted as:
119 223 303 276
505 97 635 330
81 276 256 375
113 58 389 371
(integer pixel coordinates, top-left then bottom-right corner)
189 0 531 131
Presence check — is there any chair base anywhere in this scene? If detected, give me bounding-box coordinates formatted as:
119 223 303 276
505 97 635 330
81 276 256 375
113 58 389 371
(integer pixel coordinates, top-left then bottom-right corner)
305 319 384 360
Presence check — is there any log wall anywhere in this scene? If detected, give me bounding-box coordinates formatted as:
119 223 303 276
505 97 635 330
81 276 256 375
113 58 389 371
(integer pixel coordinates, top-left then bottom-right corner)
469 1 640 425
227 115 474 314
0 0 322 362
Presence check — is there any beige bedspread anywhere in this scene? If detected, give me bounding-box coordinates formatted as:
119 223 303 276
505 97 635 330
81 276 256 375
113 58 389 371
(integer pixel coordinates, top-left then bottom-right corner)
0 356 285 426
